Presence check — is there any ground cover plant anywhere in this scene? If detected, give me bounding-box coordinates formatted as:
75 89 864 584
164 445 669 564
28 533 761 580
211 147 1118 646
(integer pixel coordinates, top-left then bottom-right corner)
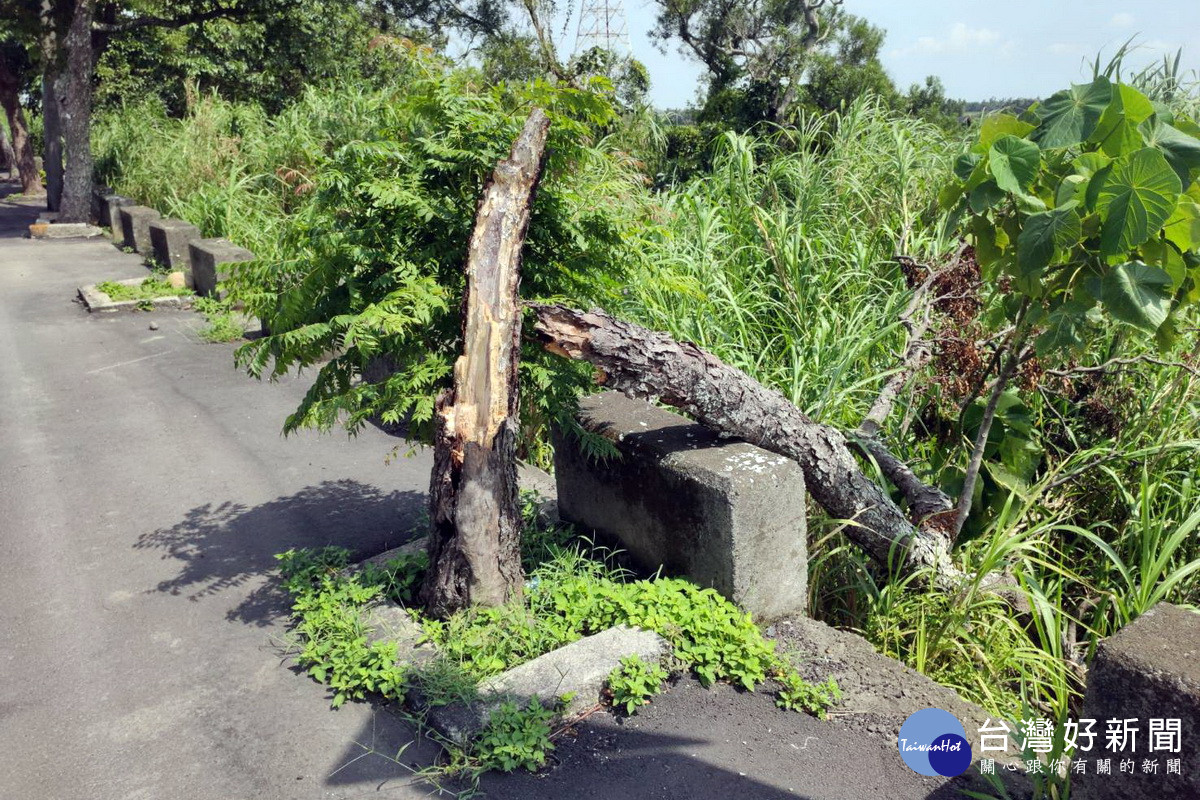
96 276 192 303
275 513 839 779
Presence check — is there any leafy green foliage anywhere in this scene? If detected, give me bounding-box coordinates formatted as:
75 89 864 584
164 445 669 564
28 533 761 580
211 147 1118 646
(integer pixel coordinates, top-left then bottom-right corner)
215 49 646 462
607 654 668 715
275 547 426 708
775 673 841 716
193 297 245 342
96 277 192 302
472 698 557 773
946 78 1200 354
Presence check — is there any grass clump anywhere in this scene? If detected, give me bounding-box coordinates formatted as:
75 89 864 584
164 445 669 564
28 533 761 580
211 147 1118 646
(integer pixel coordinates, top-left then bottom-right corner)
96 277 192 303
192 297 245 343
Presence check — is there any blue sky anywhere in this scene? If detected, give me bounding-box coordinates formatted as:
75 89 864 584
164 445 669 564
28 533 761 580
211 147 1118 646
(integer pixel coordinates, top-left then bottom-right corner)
607 1 1200 108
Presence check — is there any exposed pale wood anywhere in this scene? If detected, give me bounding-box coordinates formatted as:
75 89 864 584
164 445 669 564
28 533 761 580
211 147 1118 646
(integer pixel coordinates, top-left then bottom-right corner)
421 108 551 617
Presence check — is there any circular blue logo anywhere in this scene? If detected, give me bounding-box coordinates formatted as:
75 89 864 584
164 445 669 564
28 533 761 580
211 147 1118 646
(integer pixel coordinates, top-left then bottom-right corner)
897 708 973 776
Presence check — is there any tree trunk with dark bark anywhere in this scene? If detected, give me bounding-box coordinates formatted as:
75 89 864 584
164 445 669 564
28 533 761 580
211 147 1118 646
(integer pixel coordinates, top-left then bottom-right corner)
421 108 551 618
41 1 65 211
58 0 93 223
0 63 44 197
0 119 15 176
529 303 964 586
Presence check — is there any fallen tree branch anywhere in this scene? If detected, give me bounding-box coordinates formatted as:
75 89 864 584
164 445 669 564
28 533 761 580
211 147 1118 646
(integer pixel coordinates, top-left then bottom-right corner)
1045 354 1200 379
529 303 964 586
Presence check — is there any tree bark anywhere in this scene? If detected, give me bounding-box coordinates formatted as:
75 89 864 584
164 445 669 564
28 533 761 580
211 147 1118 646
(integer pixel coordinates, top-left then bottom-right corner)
41 71 65 210
0 62 44 197
421 108 551 618
529 303 963 586
41 0 65 211
58 0 94 223
0 117 15 176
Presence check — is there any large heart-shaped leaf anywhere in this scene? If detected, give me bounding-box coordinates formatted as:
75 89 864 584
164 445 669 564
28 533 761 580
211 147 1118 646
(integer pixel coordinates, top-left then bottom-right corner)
1096 147 1181 257
969 180 1006 213
1016 203 1082 276
1163 197 1200 252
974 114 1036 152
1100 261 1173 331
1033 77 1112 149
1036 298 1096 355
989 135 1041 194
1091 84 1155 156
954 152 981 181
1139 115 1200 187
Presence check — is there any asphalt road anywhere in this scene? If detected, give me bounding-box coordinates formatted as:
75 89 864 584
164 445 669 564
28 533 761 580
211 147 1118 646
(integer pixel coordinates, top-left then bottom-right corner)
0 191 439 799
0 189 988 800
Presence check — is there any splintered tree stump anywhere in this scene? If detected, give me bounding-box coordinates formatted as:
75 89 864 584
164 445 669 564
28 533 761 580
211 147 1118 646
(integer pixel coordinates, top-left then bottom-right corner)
528 303 964 587
421 109 551 618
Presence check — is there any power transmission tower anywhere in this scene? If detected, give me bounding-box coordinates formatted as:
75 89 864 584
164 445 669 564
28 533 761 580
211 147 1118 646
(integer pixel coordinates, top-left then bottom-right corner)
573 0 632 57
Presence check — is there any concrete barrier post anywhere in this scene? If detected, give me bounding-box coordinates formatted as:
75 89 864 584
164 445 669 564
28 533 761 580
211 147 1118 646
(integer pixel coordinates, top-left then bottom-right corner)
103 195 133 242
188 238 255 298
149 219 201 282
117 206 161 257
553 391 808 621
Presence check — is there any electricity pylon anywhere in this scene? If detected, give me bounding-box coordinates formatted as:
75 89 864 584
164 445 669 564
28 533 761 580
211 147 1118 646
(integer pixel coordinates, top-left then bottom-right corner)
573 0 632 57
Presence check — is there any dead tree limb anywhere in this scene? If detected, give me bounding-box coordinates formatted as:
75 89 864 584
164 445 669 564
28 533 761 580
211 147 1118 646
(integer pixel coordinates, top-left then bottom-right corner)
421 108 551 618
529 303 964 586
854 259 954 522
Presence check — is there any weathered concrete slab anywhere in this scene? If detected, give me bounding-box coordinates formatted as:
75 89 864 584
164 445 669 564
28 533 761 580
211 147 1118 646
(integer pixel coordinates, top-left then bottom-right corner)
415 625 669 746
118 205 161 257
1075 603 1200 800
189 238 255 298
149 218 201 278
361 601 436 666
770 615 1026 773
29 222 104 239
554 392 807 621
77 277 192 313
103 194 133 240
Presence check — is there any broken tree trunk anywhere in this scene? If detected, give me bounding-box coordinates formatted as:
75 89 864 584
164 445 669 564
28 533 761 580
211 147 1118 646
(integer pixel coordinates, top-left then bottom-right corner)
421 108 551 618
529 303 964 587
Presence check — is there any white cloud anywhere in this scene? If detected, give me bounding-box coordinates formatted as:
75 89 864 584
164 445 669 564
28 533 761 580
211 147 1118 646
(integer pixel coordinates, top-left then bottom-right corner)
1048 42 1087 57
1110 12 1136 28
890 22 1008 58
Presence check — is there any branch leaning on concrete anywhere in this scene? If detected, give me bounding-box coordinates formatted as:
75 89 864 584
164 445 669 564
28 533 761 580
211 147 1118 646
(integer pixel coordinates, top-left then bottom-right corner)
528 302 965 588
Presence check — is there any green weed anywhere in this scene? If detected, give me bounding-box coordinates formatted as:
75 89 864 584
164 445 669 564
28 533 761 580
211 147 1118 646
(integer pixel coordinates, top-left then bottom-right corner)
97 277 192 302
606 654 668 715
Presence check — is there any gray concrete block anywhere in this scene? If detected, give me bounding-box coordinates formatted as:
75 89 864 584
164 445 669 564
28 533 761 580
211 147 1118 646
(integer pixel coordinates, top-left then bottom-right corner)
103 195 133 240
1075 603 1200 800
148 218 201 278
554 392 808 621
91 185 112 224
189 238 255 298
361 601 436 666
417 625 669 745
117 205 161 257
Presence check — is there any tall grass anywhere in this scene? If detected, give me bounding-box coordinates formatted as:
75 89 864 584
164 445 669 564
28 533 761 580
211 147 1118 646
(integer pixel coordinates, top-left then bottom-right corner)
622 97 959 427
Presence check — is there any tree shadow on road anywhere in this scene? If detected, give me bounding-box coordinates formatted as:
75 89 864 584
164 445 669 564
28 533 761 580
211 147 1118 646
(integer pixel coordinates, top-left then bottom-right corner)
135 479 424 627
